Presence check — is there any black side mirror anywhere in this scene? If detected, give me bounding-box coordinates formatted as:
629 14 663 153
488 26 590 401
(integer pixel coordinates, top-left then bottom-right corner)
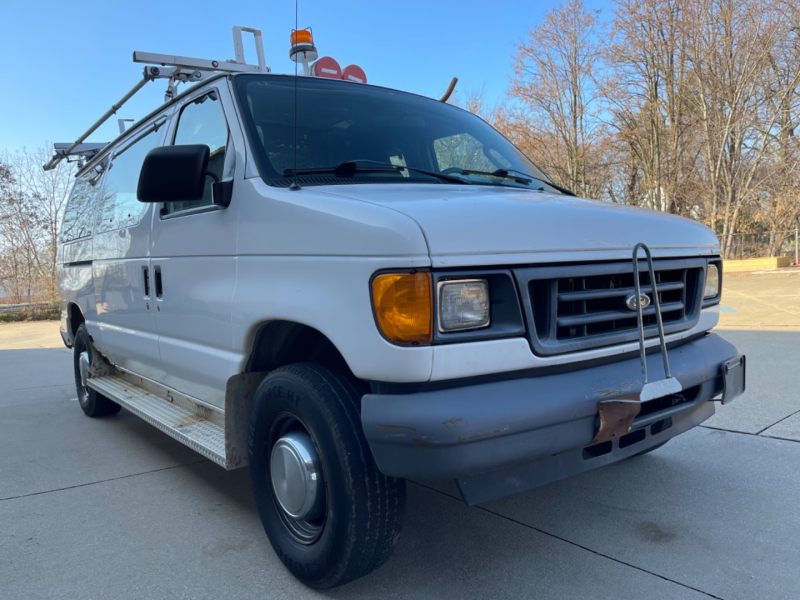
137 145 210 203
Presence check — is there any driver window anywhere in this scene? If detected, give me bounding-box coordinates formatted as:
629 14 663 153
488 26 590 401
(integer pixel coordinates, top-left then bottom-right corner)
165 91 229 215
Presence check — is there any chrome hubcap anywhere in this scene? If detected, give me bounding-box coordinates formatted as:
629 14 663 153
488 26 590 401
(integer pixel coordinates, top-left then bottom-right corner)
78 351 90 400
270 431 324 521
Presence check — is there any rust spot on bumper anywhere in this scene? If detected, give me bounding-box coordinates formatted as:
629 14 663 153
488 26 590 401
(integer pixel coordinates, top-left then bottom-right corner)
442 417 463 431
457 425 510 444
594 380 636 399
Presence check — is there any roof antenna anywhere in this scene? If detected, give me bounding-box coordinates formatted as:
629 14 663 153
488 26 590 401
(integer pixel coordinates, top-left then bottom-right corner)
289 0 301 191
439 77 458 103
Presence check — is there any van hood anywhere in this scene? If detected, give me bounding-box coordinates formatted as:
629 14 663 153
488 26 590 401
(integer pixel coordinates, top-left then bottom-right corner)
317 184 720 267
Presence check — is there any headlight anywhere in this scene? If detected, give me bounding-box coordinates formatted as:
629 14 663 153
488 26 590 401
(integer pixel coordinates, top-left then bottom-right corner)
438 279 490 332
372 272 433 345
704 264 720 299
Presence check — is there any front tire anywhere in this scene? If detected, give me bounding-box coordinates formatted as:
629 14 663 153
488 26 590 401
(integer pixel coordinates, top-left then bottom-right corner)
249 363 405 589
73 324 120 417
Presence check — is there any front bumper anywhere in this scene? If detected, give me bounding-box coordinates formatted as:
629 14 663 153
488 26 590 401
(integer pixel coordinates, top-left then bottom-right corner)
362 333 743 504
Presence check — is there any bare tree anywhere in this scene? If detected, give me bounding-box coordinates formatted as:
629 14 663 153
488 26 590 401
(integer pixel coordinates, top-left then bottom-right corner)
607 0 702 214
684 0 800 256
756 0 800 252
0 162 41 303
0 146 75 302
509 0 611 198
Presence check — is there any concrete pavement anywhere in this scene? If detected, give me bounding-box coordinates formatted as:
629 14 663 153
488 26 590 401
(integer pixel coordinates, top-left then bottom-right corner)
708 272 800 439
718 271 800 331
1 274 799 599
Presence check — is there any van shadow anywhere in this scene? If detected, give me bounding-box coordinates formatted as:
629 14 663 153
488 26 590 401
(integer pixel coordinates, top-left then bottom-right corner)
107 411 258 514
113 415 573 598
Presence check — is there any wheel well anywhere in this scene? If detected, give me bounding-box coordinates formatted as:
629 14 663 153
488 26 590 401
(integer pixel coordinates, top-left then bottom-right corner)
228 322 368 470
68 303 84 337
245 321 360 384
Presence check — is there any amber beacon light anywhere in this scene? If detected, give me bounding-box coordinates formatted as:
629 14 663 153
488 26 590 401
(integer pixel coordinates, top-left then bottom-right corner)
290 28 313 46
371 272 433 346
290 28 318 65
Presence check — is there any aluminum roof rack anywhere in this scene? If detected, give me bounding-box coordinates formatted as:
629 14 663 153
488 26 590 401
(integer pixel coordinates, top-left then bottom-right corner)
50 143 109 168
44 26 269 171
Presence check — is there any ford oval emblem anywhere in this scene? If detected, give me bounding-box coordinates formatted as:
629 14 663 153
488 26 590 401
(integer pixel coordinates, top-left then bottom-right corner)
625 293 651 311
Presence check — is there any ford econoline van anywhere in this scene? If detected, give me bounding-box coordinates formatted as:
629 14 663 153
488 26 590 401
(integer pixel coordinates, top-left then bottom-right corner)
54 31 745 588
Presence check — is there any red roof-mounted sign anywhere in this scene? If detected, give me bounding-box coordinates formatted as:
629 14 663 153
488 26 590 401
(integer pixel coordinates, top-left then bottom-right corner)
313 56 342 79
342 64 367 84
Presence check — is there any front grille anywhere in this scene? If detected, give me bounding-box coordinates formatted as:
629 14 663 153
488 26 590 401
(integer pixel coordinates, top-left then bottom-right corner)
515 258 706 356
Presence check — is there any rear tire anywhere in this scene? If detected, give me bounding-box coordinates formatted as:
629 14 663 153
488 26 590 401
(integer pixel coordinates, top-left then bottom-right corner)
248 362 405 589
73 324 120 417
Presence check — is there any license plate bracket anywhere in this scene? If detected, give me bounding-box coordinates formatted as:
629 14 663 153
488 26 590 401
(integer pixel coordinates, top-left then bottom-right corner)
721 355 746 405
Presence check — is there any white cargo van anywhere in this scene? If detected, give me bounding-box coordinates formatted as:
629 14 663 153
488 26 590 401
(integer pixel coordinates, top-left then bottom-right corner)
52 28 745 588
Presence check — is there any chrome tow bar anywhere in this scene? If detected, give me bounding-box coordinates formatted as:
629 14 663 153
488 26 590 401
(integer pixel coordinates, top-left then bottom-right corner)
591 243 683 445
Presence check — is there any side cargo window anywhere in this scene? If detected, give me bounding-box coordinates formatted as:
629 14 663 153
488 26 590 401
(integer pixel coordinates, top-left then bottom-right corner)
96 128 160 233
61 163 106 242
164 91 229 215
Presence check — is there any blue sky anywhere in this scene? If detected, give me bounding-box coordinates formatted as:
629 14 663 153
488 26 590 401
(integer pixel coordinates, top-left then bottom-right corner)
0 0 610 154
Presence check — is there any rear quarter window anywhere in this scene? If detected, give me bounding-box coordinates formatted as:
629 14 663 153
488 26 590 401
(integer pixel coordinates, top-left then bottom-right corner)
61 164 105 243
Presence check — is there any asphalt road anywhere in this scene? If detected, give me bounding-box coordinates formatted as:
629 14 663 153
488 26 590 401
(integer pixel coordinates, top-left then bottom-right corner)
2 275 799 599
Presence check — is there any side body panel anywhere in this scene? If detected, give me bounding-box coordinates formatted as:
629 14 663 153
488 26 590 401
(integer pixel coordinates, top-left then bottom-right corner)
58 163 106 346
229 177 433 385
59 237 96 343
91 114 172 380
92 223 159 374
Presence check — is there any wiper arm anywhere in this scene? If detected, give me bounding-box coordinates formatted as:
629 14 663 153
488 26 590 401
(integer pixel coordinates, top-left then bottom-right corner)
449 167 577 196
497 168 577 196
284 160 468 184
347 160 469 183
283 163 399 177
449 168 533 185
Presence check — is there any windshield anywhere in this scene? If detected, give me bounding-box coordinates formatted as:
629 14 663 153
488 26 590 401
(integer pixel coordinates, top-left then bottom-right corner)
233 74 560 192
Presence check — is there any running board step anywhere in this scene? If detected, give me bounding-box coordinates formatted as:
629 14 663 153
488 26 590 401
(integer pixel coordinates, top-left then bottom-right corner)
87 374 228 467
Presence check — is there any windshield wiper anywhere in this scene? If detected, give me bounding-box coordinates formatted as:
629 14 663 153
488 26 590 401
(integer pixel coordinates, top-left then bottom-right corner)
448 167 577 196
284 160 468 184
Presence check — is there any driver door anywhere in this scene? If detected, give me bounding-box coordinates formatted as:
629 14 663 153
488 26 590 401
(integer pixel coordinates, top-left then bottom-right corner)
149 84 240 407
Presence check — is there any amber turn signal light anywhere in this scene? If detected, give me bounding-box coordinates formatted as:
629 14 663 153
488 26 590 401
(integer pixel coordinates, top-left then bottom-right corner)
371 272 433 346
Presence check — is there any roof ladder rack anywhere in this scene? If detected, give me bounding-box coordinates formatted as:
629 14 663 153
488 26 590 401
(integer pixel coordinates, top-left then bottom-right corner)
43 26 269 171
50 143 109 167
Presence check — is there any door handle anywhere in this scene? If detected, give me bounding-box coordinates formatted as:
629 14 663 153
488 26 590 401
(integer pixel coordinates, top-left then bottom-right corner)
154 265 163 299
143 266 150 298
